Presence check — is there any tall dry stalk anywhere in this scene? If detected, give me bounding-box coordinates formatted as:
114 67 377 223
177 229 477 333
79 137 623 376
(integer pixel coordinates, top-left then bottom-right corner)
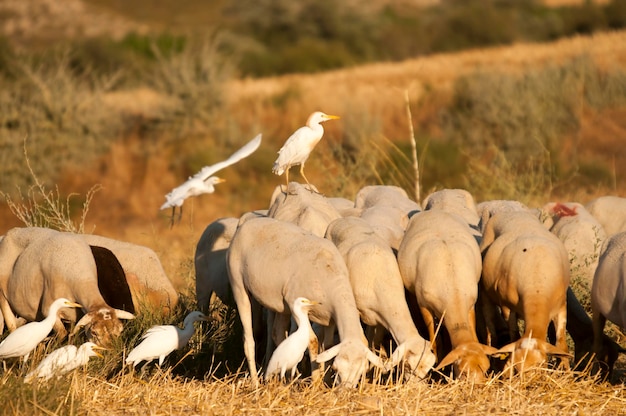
405 89 420 202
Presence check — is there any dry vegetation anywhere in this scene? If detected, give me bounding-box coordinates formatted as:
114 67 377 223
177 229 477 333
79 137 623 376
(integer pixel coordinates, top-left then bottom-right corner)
2 2 626 412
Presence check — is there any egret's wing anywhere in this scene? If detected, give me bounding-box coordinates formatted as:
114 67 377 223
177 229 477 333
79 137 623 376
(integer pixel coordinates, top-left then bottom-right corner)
141 325 175 340
193 133 262 181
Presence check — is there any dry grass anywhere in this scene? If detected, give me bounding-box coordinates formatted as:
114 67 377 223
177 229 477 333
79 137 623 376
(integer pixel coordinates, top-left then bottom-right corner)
2 364 626 415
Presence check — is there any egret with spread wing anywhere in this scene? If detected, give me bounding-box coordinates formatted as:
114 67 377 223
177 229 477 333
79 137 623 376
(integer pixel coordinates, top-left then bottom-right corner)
265 297 319 381
0 298 82 363
24 342 106 383
272 111 339 192
161 133 262 224
125 311 207 369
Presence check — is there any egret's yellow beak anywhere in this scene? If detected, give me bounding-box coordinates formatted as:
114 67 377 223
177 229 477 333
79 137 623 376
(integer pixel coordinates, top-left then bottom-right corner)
92 345 108 358
325 114 340 120
65 301 82 308
304 299 320 306
215 177 227 184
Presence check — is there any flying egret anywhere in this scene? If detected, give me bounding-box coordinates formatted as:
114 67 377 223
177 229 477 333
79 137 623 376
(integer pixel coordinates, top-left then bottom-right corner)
160 133 262 225
272 111 340 192
0 297 82 363
125 311 208 369
24 342 106 383
265 297 319 381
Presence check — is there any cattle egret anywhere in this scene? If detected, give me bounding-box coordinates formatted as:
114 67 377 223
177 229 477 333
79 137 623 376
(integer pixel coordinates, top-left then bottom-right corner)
125 311 207 368
265 297 319 380
0 298 82 363
160 133 262 224
24 342 106 383
272 111 340 192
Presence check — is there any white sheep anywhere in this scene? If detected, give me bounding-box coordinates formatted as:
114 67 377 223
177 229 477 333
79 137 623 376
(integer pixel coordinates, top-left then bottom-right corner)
0 227 135 346
591 231 626 378
480 210 572 373
325 216 436 380
194 217 240 313
353 185 420 251
585 195 626 237
541 202 607 289
227 216 385 387
267 182 342 237
422 189 480 233
398 210 496 382
79 234 179 315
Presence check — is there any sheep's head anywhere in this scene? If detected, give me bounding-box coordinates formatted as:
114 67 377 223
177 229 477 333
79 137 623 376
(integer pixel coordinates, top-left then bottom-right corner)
316 339 386 387
390 338 436 381
73 307 135 346
496 337 571 375
436 342 496 383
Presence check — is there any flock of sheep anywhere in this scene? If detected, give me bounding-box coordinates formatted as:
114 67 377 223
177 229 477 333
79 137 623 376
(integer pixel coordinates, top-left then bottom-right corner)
0 181 625 386
195 182 626 386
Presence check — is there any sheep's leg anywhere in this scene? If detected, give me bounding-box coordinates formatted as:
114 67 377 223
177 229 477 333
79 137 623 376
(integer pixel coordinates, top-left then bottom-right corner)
231 285 259 387
420 306 438 357
0 289 18 332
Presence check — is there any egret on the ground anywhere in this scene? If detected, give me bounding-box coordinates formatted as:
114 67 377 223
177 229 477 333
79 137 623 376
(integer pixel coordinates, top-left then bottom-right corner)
272 111 340 192
160 133 262 225
265 297 319 381
125 311 207 368
24 342 106 383
0 298 82 363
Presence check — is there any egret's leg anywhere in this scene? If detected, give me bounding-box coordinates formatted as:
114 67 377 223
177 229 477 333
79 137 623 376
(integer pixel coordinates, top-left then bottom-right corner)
300 164 320 194
284 168 291 195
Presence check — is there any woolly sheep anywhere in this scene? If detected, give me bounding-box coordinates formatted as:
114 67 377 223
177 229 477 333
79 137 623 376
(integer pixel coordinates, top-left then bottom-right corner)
227 216 385 387
585 195 626 237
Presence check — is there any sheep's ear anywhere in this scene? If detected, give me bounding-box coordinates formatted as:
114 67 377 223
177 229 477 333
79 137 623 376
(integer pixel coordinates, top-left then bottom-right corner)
435 348 462 371
72 313 93 335
480 344 499 355
390 343 407 367
315 344 341 363
115 309 135 320
538 340 572 358
366 348 387 370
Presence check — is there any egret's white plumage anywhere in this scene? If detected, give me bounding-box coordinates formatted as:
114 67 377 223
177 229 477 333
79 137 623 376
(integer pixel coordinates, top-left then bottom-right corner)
272 111 340 190
125 311 207 368
160 133 262 222
265 297 319 380
24 342 105 383
0 298 82 363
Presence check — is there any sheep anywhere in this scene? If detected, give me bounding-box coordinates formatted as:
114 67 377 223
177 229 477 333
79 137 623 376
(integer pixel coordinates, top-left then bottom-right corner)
591 231 626 379
476 199 532 233
267 182 342 237
353 185 421 251
325 216 436 381
567 287 624 378
480 210 572 373
194 217 240 314
194 215 270 363
541 202 607 290
422 189 480 234
0 227 135 346
227 216 385 387
397 210 497 382
585 195 626 237
79 234 179 315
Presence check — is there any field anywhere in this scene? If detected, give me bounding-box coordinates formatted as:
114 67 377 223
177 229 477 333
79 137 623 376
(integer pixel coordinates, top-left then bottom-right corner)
2 2 626 413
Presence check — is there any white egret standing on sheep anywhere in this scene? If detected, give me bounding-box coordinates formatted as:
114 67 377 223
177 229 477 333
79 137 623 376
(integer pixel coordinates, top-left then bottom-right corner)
0 298 82 363
265 297 319 381
160 133 262 225
24 342 106 383
125 311 207 369
272 111 340 192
